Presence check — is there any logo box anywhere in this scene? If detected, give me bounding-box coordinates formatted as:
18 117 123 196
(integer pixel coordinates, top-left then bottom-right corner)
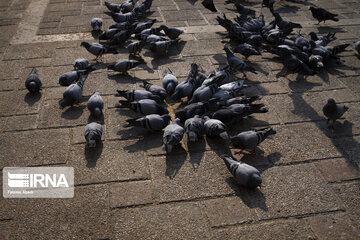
3 167 74 198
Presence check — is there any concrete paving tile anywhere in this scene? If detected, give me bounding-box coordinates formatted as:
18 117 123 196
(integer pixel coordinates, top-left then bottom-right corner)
339 76 360 95
332 135 360 166
47 2 82 12
3 43 54 60
0 60 25 80
162 10 204 21
150 152 236 202
15 185 109 239
71 124 105 145
201 196 253 227
332 181 360 229
248 164 342 220
315 158 360 182
2 114 37 132
38 100 90 128
256 81 291 95
0 128 70 168
212 219 315 240
323 88 360 102
0 177 18 220
307 212 360 239
112 202 210 239
0 223 13 240
42 87 64 100
0 79 18 91
70 140 149 185
182 39 224 56
25 58 52 68
0 90 42 116
110 180 153 208
53 47 93 66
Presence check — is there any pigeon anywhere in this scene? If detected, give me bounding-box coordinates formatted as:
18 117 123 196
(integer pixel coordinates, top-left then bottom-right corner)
110 12 137 23
322 98 348 129
104 1 121 12
309 6 339 24
133 19 156 34
162 68 178 94
188 84 218 104
87 91 104 117
230 127 276 154
125 114 171 131
202 67 237 86
90 18 103 31
127 40 146 55
159 25 184 40
149 38 180 55
220 96 260 106
280 48 316 77
59 72 87 109
136 28 163 40
310 41 349 62
213 104 268 125
273 12 302 32
354 41 360 55
109 21 133 30
120 0 137 13
224 46 257 76
221 155 262 189
295 34 311 52
117 99 169 115
59 69 94 86
80 42 117 61
145 34 167 44
107 29 133 46
163 118 185 153
107 59 144 74
211 108 243 125
218 78 247 91
98 28 122 40
309 32 336 47
134 0 153 16
203 116 228 139
84 122 103 148
202 0 217 12
175 101 211 122
116 89 161 102
230 2 256 16
308 55 324 68
184 115 204 142
171 63 198 100
141 81 167 101
24 68 42 93
73 58 89 70
233 43 261 60
212 89 242 102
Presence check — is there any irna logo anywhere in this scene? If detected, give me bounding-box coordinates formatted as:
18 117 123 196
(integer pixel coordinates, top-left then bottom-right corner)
7 172 69 188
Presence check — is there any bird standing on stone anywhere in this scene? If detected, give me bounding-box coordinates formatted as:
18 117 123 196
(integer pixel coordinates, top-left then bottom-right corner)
232 43 261 60
90 18 103 31
309 6 339 24
107 59 144 74
203 116 229 139
25 68 42 93
224 46 257 77
322 98 348 129
125 114 171 131
163 118 185 153
150 38 180 55
221 155 262 189
84 122 103 148
59 72 87 109
162 68 178 95
141 81 167 101
73 58 89 70
184 115 204 142
159 25 184 39
116 89 161 102
80 42 117 61
117 99 169 115
87 92 104 117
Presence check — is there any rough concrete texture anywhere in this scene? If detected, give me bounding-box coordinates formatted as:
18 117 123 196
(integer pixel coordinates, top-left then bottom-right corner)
0 0 360 239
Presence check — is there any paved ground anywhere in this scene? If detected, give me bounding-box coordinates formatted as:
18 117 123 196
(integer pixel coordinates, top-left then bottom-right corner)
1 0 360 239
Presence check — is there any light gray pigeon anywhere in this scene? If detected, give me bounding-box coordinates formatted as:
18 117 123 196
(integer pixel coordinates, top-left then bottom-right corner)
159 25 184 39
172 63 198 100
117 99 169 115
126 114 171 131
224 46 257 77
116 89 161 102
203 116 229 139
163 118 185 153
127 40 146 55
219 78 247 91
141 81 167 101
87 91 104 117
212 89 242 102
184 115 204 142
322 98 348 129
107 59 144 74
354 41 360 55
162 68 178 94
230 128 276 154
145 34 167 44
73 58 89 70
188 84 218 104
221 96 260 107
221 155 262 189
84 122 103 148
80 42 117 61
134 19 157 34
25 68 42 93
150 38 180 55
91 18 103 31
137 28 162 40
59 72 87 109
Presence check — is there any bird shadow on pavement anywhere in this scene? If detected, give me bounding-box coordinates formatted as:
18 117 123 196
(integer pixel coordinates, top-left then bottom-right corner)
107 74 145 84
88 113 105 125
276 5 300 14
61 105 86 120
24 92 42 106
206 136 233 158
85 141 103 168
123 131 163 153
165 146 187 179
187 136 207 170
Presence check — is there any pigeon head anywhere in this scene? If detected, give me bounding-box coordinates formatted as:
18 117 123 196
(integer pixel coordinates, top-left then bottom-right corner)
59 75 70 86
247 173 262 189
80 41 90 49
166 82 176 94
308 6 314 11
162 114 172 124
174 118 181 125
327 98 336 105
27 81 38 93
59 97 71 109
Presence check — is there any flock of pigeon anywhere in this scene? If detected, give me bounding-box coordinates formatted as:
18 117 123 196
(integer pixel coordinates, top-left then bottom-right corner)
23 0 360 189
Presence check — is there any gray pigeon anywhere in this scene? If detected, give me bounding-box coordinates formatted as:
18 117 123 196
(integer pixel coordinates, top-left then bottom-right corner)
134 19 157 34
273 12 302 32
125 114 171 131
116 89 161 102
107 29 133 46
308 55 324 68
202 67 237 86
354 41 360 55
134 0 153 15
87 91 104 117
309 32 336 47
280 49 316 77
188 84 218 104
150 38 180 55
25 68 42 93
145 34 167 44
59 72 87 109
99 28 122 40
221 155 262 189
218 78 247 91
127 40 146 55
159 25 184 39
90 18 103 31
322 98 348 129
226 1 255 16
107 59 144 74
104 1 121 12
141 81 167 101
212 89 242 102
230 128 276 154
109 21 133 30
224 46 257 76
73 58 89 70
232 43 261 60
203 116 229 139
221 96 260 107
162 68 178 94
110 12 137 23
309 6 338 24
80 42 117 61
184 115 204 142
136 28 163 40
163 118 185 153
212 104 267 125
59 70 86 86
117 99 169 115
172 63 198 100
84 122 103 148
295 34 310 52
175 101 211 122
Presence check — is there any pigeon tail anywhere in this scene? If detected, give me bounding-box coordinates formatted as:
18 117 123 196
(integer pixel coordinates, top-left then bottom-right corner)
332 44 350 55
117 100 131 108
264 128 276 138
125 118 140 127
30 68 38 75
202 0 217 12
